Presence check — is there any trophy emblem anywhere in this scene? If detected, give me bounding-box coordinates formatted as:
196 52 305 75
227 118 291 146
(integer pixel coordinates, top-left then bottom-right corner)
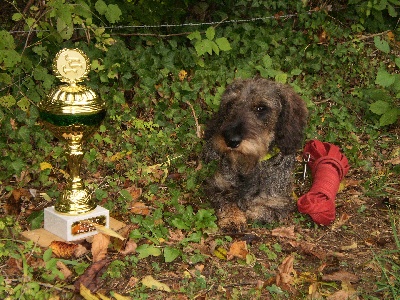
38 49 109 241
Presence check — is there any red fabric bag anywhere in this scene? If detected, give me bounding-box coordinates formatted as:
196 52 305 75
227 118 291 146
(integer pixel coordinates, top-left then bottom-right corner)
297 140 350 225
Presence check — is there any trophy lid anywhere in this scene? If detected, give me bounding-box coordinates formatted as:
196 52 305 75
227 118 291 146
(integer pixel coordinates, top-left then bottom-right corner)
53 48 90 85
39 48 105 115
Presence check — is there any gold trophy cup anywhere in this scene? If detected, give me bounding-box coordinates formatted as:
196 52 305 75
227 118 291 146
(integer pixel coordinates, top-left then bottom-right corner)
39 49 108 241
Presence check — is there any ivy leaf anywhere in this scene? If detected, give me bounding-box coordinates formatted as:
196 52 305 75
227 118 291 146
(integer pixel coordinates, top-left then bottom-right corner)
17 97 31 112
187 31 201 41
395 57 400 69
95 0 108 15
387 4 397 17
0 95 16 108
291 68 302 76
0 50 21 68
105 4 122 24
215 37 231 51
164 246 180 262
211 41 219 55
375 69 395 87
12 13 23 21
380 109 399 126
369 100 390 115
205 27 215 40
0 31 16 49
262 54 273 69
374 36 390 54
275 72 288 84
57 17 74 40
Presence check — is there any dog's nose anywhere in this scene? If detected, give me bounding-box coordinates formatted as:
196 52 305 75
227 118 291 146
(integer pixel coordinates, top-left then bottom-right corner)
225 135 242 148
222 125 243 148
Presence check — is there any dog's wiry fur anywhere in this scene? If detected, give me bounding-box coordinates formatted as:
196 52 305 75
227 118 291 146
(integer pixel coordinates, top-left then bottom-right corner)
203 78 308 231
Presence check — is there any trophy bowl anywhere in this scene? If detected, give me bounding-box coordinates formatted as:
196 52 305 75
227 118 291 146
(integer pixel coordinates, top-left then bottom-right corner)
38 49 106 215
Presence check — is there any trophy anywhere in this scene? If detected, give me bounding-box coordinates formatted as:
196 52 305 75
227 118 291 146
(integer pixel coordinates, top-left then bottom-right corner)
38 49 109 241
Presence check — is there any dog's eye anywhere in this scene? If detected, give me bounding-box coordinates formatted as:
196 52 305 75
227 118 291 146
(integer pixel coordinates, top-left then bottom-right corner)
255 105 268 113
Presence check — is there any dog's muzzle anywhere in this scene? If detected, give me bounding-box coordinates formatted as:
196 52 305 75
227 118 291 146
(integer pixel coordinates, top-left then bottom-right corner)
222 122 244 149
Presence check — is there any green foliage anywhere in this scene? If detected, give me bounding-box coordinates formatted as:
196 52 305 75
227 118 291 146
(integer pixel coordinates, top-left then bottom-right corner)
0 0 399 298
188 27 232 58
366 36 400 126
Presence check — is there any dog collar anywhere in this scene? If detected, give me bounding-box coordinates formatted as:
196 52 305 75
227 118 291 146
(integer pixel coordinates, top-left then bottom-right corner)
261 146 280 161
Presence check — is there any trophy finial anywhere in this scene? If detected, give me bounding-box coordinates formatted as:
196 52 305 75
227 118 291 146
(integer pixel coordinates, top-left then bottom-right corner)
53 48 90 85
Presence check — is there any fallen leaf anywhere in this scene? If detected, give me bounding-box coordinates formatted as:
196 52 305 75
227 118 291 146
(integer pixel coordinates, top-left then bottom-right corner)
227 241 248 260
126 186 142 200
74 244 89 257
127 276 139 287
93 224 125 241
40 162 53 170
331 213 351 231
74 259 110 293
271 225 296 239
91 233 110 262
119 240 137 255
49 241 78 258
130 201 150 216
214 247 227 260
289 240 326 260
326 280 359 300
322 270 360 283
80 284 100 300
57 261 72 279
112 293 132 300
141 275 171 292
167 229 185 244
276 255 297 290
340 242 357 251
97 292 111 300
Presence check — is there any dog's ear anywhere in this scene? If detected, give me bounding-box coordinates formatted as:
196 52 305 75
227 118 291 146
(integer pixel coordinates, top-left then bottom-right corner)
275 84 308 155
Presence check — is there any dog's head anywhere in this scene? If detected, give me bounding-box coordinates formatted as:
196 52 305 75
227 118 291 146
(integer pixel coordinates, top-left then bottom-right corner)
204 78 308 171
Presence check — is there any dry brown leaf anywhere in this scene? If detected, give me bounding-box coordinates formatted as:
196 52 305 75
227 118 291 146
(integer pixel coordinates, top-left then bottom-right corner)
131 201 150 216
127 276 139 288
57 261 72 279
74 259 110 293
271 225 296 239
119 240 137 255
227 241 248 260
289 240 326 260
167 229 185 244
74 244 89 257
322 270 360 283
91 233 110 262
326 281 359 300
331 213 351 230
142 275 171 292
49 241 79 258
93 224 125 240
340 242 357 251
276 255 296 287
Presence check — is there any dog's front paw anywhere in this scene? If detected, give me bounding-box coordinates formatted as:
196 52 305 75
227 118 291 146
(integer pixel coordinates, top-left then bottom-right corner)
217 204 247 232
245 196 295 224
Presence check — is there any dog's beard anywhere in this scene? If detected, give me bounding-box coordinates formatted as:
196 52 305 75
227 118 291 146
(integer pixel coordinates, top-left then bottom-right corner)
213 133 273 174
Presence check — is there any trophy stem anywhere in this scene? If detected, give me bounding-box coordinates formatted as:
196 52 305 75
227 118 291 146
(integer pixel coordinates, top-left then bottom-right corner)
55 136 96 215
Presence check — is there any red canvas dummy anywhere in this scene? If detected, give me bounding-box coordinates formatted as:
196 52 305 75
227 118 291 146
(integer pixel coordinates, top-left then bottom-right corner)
297 140 350 225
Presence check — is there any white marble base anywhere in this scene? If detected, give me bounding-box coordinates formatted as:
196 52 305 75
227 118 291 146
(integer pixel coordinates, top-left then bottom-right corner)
44 206 109 241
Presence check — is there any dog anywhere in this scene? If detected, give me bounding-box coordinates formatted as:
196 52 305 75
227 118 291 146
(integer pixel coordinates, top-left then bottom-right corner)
203 78 308 231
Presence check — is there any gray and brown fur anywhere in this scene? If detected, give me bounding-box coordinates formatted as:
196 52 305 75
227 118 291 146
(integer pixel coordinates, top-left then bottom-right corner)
203 78 308 231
